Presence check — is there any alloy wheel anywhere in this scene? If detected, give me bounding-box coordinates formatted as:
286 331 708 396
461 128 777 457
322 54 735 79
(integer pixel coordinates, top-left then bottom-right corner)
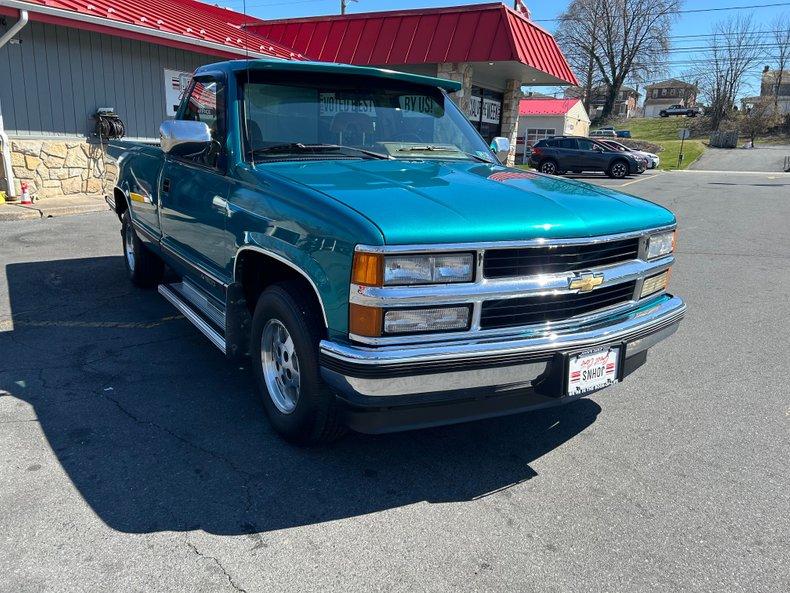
124 222 136 272
261 319 301 414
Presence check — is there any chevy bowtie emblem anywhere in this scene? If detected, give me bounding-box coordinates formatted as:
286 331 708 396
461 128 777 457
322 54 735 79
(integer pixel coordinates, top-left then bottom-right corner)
568 272 604 293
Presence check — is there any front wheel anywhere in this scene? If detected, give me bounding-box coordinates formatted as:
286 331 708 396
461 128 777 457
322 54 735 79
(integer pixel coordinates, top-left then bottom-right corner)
608 160 629 179
250 282 346 445
121 210 164 288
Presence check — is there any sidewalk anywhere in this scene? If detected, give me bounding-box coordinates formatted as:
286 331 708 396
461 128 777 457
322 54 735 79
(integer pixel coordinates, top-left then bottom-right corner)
0 195 109 222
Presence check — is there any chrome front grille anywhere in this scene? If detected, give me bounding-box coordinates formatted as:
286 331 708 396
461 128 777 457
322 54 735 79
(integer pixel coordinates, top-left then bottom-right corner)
483 237 640 278
350 226 675 345
479 281 637 330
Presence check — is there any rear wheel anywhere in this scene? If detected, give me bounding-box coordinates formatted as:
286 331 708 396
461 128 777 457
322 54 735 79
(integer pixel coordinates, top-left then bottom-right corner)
608 160 629 179
539 159 559 175
121 210 164 288
250 282 346 445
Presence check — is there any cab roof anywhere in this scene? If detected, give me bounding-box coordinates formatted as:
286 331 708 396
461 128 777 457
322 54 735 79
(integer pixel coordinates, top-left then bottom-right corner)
195 59 463 92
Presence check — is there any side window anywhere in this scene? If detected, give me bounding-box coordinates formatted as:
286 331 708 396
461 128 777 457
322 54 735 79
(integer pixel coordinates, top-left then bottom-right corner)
558 138 577 149
576 139 595 151
178 79 225 169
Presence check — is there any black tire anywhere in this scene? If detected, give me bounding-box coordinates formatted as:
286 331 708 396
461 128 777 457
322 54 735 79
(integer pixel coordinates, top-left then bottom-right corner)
608 159 629 179
250 282 346 445
121 210 164 288
539 159 559 175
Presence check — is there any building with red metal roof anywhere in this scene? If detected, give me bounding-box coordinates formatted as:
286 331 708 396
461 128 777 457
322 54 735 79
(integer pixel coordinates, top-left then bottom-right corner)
0 1 577 199
515 97 590 162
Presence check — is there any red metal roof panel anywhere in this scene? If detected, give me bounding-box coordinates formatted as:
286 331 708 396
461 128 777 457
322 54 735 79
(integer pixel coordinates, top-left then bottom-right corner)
6 0 301 59
249 3 578 85
519 98 582 116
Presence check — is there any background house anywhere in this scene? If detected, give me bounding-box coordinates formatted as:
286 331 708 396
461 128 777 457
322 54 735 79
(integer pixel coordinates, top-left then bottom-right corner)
515 97 590 161
643 79 698 118
564 85 639 119
759 68 790 114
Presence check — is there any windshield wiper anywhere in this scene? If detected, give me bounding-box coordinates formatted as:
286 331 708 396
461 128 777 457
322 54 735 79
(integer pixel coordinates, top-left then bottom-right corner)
396 144 494 164
250 143 392 160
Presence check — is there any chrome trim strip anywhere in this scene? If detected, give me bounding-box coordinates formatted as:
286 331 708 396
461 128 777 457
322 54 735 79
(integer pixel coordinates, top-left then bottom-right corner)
159 284 227 354
350 256 673 307
159 241 229 288
355 225 676 254
349 294 655 346
320 295 685 366
233 245 329 327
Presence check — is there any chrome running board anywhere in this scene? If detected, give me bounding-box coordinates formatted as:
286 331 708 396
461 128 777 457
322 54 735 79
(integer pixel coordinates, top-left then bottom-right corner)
158 284 227 354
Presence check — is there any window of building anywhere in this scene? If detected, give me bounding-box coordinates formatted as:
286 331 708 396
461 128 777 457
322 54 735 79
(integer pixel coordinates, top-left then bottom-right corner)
526 128 556 146
670 88 677 96
468 86 503 143
652 89 659 98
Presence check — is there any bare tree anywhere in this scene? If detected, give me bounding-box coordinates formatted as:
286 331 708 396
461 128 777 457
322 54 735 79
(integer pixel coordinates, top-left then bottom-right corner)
740 98 782 142
554 0 679 120
772 13 790 107
694 15 766 130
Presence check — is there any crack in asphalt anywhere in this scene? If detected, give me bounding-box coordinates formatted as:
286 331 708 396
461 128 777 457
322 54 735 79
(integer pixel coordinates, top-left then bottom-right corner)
185 540 249 593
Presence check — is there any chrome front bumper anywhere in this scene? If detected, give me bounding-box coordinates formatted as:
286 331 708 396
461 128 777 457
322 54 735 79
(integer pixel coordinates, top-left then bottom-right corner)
320 295 685 416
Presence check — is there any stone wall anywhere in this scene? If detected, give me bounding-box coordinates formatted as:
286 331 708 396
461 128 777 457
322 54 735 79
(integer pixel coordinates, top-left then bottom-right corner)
501 79 523 167
7 139 117 200
437 62 474 116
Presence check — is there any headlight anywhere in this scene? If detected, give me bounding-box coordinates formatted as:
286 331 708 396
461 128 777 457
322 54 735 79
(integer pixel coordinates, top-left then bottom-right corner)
384 254 473 285
351 251 474 286
646 231 675 260
384 306 471 334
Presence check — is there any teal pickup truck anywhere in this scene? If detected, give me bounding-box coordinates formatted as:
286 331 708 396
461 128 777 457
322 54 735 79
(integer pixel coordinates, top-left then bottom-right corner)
108 60 685 444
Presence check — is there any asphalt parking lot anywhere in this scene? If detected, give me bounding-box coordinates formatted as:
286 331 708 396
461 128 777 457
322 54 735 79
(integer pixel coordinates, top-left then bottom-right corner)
1 169 788 592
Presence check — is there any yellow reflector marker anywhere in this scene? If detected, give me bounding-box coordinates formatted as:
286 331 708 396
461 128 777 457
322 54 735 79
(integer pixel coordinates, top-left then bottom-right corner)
349 303 382 337
640 270 670 299
351 252 383 286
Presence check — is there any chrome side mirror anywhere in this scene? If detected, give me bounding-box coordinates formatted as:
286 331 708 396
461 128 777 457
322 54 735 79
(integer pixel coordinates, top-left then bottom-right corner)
160 120 211 155
490 136 511 160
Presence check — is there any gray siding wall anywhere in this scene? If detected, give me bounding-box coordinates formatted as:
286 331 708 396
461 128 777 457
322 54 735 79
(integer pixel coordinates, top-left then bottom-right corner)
0 19 218 140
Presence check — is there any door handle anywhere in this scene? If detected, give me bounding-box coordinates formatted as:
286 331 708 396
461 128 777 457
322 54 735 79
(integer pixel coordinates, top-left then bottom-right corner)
162 178 171 193
211 196 230 215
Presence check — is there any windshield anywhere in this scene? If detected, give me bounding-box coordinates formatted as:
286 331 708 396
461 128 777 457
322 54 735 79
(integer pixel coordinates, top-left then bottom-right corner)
240 75 495 163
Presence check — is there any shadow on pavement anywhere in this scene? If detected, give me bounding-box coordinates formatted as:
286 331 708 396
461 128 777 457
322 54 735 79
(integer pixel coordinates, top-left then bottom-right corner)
0 257 600 535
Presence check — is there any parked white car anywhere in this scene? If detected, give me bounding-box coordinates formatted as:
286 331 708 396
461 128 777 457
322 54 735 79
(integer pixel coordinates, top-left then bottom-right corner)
590 129 618 138
600 139 660 169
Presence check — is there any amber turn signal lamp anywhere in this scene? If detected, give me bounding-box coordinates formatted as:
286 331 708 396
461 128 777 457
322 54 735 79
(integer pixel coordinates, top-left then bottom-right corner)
351 252 383 286
349 303 383 337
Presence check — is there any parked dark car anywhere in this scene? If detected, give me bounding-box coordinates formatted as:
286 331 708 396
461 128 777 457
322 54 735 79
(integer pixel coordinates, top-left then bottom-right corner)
659 104 698 117
529 136 645 178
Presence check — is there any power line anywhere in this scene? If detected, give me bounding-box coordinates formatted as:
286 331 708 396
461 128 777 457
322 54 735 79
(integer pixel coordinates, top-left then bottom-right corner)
535 1 790 22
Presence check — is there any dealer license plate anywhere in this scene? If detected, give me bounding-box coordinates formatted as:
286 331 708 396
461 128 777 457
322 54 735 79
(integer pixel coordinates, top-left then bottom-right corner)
567 346 620 396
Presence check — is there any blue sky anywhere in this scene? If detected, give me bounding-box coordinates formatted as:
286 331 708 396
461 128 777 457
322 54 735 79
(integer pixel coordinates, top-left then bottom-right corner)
213 0 790 97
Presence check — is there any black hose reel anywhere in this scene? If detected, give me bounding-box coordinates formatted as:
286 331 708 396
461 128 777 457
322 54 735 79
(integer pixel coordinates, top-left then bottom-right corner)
93 108 126 140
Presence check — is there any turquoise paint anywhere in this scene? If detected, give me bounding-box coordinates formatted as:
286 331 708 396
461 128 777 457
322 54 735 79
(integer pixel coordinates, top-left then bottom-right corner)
257 160 676 245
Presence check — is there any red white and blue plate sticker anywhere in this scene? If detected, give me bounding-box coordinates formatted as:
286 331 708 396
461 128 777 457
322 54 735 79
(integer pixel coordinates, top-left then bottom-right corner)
567 346 620 396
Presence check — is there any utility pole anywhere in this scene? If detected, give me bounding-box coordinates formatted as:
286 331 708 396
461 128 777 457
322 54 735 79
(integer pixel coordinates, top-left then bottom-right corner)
341 0 357 15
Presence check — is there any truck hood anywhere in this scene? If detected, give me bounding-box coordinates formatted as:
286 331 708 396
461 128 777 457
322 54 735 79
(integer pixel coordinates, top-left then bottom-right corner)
259 160 675 244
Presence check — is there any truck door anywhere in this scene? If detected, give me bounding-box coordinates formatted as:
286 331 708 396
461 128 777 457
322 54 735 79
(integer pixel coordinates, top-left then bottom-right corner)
160 75 233 295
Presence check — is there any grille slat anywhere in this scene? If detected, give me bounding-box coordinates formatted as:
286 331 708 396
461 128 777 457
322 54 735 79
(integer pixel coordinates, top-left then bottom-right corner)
483 238 640 278
480 281 637 329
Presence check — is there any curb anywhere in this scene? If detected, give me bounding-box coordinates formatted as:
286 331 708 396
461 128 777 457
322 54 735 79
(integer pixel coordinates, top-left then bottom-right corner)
0 199 109 222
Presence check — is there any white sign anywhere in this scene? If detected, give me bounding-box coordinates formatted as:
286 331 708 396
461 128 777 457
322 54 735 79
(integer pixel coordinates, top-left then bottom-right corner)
398 95 442 117
567 346 620 396
319 93 376 116
678 128 690 140
164 68 192 117
481 98 502 124
467 95 482 121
